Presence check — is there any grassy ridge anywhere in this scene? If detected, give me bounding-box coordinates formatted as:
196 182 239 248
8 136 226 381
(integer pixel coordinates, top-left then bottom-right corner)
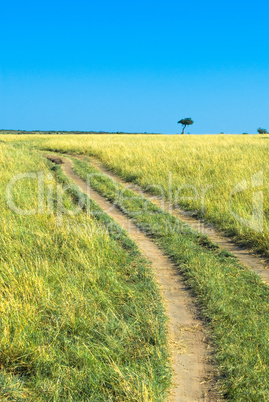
71 156 269 400
21 133 269 256
0 144 170 400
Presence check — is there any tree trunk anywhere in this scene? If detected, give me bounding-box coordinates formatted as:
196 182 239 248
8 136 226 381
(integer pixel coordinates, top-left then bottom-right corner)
181 125 186 134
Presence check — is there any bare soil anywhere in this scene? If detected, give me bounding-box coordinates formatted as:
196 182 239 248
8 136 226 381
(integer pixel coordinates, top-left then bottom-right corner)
86 156 269 285
46 155 220 401
45 155 63 165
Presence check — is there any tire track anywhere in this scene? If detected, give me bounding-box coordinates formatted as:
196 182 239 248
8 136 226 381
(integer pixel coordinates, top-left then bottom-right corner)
81 155 269 285
47 155 219 401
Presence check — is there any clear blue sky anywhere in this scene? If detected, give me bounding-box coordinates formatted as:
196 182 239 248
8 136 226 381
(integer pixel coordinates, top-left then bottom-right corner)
1 0 268 134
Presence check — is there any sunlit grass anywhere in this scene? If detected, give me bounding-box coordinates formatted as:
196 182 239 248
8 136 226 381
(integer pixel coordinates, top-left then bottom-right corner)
2 133 269 399
0 143 170 400
17 133 269 255
72 156 269 400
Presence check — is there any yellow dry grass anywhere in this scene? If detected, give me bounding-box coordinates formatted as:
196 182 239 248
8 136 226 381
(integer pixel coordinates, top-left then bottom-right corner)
13 133 268 255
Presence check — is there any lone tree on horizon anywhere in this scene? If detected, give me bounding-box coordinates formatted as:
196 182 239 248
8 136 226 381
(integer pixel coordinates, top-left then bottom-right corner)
177 117 194 134
257 127 268 134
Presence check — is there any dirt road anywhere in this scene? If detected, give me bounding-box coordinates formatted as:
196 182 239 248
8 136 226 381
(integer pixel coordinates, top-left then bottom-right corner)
47 155 218 401
85 156 269 285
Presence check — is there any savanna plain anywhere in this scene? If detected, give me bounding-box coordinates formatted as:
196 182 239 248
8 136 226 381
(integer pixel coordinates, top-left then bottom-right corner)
1 134 269 401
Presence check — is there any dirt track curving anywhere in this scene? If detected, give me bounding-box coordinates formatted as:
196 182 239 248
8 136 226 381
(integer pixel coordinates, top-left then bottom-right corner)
46 155 219 401
82 156 269 285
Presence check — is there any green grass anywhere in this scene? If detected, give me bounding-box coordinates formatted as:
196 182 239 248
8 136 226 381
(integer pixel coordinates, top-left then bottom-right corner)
18 133 269 256
71 156 269 401
3 135 269 399
0 144 171 400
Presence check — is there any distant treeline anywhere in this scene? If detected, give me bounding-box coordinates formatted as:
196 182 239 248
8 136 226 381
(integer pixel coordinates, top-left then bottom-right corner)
0 130 157 135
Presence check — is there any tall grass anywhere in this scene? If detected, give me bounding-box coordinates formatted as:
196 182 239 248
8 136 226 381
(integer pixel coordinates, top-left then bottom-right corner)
72 156 269 400
0 143 170 400
17 133 269 255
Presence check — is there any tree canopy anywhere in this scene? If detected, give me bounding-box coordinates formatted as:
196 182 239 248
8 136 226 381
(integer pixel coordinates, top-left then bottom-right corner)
257 127 268 134
177 117 194 134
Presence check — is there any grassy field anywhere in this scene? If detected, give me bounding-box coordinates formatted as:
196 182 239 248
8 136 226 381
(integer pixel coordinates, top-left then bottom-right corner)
70 155 269 400
1 134 269 399
0 143 170 400
15 133 268 256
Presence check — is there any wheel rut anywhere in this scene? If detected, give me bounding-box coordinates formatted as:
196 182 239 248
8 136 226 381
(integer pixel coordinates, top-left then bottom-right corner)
81 155 269 285
46 155 219 401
